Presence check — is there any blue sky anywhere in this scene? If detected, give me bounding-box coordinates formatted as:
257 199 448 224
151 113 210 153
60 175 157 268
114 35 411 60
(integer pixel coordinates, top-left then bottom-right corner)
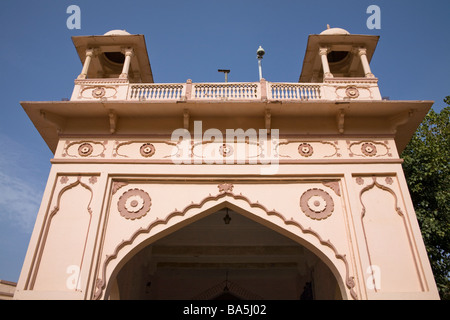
0 0 449 282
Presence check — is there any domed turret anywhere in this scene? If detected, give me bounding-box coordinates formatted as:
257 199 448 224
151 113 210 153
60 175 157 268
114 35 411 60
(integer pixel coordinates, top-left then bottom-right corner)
104 29 131 36
319 25 350 35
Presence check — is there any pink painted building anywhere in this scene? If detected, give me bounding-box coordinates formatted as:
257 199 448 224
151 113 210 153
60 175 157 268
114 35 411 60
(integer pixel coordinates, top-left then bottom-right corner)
14 28 439 300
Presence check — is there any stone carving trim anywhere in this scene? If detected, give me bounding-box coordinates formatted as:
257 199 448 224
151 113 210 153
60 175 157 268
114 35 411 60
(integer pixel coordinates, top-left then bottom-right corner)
322 181 341 197
191 140 262 160
347 140 392 158
26 176 94 290
93 183 357 300
112 182 129 195
335 85 372 100
356 176 426 292
113 140 177 158
277 140 340 159
79 86 118 100
62 140 107 158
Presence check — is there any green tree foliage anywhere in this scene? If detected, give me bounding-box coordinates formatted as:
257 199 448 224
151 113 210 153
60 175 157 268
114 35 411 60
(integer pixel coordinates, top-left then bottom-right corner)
401 97 450 299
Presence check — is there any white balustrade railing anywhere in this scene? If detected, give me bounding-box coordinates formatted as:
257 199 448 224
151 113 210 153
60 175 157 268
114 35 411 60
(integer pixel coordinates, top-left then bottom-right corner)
72 79 380 101
192 82 259 100
269 83 321 100
128 83 185 100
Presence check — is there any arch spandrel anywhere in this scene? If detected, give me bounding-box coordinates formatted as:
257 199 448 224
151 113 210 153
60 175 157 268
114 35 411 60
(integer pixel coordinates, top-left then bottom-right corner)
93 181 358 300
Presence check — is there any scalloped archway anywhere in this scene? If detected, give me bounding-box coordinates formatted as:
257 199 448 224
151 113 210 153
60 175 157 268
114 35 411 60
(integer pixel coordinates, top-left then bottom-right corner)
95 187 357 300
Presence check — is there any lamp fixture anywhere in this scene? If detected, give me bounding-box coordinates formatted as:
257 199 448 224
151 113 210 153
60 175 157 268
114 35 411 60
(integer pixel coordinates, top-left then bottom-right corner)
223 208 231 225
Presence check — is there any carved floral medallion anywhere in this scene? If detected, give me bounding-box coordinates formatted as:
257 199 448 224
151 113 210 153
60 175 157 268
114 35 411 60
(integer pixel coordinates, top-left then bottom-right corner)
300 188 334 220
140 143 156 157
298 143 314 157
92 87 106 99
117 189 152 220
361 142 377 157
219 144 234 157
345 86 360 98
78 143 94 157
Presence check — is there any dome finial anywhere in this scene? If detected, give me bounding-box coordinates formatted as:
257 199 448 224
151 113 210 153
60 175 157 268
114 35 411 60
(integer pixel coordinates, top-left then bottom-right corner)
327 24 330 29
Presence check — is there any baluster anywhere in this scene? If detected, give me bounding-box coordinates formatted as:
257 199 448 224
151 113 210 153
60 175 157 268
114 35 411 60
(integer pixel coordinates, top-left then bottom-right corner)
151 86 155 99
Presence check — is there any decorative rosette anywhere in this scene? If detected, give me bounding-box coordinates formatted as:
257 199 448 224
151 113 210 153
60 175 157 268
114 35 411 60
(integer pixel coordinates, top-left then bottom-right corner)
300 188 334 220
298 143 313 157
140 143 156 157
118 189 152 220
78 143 93 157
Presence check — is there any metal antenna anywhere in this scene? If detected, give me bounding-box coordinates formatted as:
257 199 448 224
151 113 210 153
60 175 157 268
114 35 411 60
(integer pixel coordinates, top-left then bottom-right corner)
218 69 230 82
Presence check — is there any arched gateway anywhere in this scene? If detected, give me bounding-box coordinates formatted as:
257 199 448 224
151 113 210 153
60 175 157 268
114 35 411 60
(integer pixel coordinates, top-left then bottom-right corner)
14 28 439 300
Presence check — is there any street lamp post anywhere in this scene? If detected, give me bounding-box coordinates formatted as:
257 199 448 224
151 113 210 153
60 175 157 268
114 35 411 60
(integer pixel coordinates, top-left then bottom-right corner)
257 46 265 80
